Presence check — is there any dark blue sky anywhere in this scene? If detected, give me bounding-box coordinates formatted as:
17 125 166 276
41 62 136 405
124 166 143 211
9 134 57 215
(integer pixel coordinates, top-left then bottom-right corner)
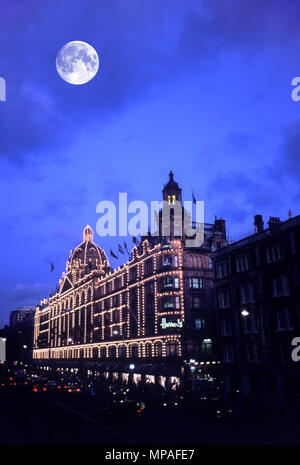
0 0 300 325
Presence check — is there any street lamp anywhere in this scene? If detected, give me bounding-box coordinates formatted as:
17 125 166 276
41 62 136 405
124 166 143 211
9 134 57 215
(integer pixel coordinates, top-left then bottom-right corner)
241 309 250 317
129 363 135 370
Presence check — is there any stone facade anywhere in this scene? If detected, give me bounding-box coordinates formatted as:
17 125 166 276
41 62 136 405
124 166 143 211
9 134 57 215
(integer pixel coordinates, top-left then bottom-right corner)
212 214 300 415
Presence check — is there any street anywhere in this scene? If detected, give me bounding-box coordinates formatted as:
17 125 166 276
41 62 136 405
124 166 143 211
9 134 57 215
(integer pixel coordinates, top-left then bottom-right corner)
0 381 299 445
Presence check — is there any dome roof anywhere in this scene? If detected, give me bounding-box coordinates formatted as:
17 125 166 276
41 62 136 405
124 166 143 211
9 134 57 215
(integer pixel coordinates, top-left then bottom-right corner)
66 225 109 273
162 171 182 203
163 170 180 192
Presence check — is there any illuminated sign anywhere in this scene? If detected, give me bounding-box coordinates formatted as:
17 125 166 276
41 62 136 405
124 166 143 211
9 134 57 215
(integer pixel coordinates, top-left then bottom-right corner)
160 317 183 329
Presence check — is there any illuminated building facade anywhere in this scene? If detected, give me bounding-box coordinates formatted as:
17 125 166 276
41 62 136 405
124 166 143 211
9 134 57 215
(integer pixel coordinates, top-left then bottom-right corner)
33 173 227 380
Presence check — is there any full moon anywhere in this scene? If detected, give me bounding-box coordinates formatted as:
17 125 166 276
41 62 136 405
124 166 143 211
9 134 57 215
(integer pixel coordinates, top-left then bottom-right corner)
56 41 99 85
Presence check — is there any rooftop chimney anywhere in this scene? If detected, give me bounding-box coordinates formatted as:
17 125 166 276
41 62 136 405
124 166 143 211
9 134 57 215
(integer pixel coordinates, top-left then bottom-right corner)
254 215 264 233
267 216 281 230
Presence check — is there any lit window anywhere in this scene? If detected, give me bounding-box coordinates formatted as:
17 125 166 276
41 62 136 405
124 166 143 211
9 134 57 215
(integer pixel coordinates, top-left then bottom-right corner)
189 277 203 289
172 194 176 204
195 318 205 330
168 195 171 204
162 255 172 267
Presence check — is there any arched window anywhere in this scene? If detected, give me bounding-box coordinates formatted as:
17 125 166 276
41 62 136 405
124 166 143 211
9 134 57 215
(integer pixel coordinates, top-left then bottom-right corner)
109 346 116 358
154 342 162 357
166 342 179 357
130 344 139 358
119 345 127 358
93 347 98 359
145 343 152 358
100 347 107 358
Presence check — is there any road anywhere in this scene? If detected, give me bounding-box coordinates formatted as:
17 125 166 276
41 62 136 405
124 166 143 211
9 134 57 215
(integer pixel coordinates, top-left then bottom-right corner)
0 387 298 445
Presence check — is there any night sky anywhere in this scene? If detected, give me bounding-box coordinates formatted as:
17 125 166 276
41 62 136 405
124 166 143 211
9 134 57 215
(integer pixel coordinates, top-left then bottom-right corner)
0 0 300 326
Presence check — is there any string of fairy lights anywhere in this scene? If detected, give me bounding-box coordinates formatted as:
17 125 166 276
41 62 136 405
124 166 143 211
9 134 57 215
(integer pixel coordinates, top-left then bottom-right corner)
34 233 210 362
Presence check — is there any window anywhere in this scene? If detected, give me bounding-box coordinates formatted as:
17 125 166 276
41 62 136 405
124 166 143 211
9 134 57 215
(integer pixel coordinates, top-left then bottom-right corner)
122 307 128 321
146 282 154 294
112 295 118 307
130 267 137 281
195 318 205 330
145 343 152 357
266 243 283 263
191 296 200 309
167 195 176 205
272 275 290 297
145 258 153 275
163 298 174 309
240 282 255 304
161 237 170 248
220 315 232 336
189 277 203 289
246 342 259 362
276 308 293 331
236 254 250 272
174 277 180 289
175 296 180 309
154 342 162 357
174 255 179 267
223 343 234 362
119 345 127 357
244 313 259 334
166 341 179 356
218 289 230 309
162 255 172 267
216 261 228 278
162 276 173 289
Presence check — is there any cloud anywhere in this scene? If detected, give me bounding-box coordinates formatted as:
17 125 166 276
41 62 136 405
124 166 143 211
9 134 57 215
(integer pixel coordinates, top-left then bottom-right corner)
1 0 300 163
206 169 282 227
9 282 48 305
282 118 300 179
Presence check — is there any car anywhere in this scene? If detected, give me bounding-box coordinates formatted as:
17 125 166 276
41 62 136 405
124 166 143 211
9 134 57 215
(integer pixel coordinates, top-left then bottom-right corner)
45 380 57 391
67 385 81 393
